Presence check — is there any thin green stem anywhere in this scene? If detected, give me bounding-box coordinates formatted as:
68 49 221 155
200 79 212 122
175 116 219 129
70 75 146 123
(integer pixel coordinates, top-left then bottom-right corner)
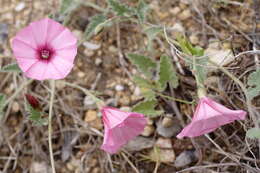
48 80 56 173
156 92 194 105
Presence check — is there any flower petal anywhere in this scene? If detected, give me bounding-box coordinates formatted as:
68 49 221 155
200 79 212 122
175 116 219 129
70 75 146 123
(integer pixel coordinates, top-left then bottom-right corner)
12 25 37 49
24 61 48 80
16 58 39 72
55 45 77 63
49 28 77 50
30 18 49 46
51 56 74 79
46 18 66 43
12 39 36 59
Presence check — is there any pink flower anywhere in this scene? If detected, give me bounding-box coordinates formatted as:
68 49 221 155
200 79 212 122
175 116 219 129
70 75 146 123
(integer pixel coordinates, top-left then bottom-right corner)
177 97 246 138
101 107 147 154
11 18 77 80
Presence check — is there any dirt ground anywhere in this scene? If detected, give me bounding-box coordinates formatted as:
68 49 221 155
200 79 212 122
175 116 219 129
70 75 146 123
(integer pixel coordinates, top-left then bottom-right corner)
0 0 260 172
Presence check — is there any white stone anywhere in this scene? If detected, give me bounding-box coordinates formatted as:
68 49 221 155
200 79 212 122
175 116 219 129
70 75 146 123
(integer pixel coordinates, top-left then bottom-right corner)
115 84 124 91
15 2 26 12
83 42 101 50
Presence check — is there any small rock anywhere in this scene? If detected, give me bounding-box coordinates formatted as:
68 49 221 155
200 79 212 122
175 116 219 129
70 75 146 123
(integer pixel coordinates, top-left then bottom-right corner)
15 2 26 12
83 42 101 50
12 102 20 113
171 23 185 37
149 148 175 163
147 118 154 125
115 84 124 91
84 96 97 109
108 45 117 53
156 120 181 138
189 34 199 45
84 49 94 57
170 7 181 15
95 58 102 66
120 106 131 112
141 125 155 137
84 110 97 122
0 23 8 44
162 116 174 128
125 136 154 151
178 9 191 20
155 137 172 149
30 162 51 173
174 150 199 168
77 71 85 78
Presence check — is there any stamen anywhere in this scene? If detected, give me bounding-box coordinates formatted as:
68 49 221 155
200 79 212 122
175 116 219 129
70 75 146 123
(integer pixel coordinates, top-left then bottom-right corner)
41 50 50 59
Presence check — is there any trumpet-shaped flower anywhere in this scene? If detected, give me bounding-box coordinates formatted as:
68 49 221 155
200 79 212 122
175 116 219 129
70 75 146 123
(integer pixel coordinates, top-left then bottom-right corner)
11 18 77 80
177 97 246 138
101 107 147 154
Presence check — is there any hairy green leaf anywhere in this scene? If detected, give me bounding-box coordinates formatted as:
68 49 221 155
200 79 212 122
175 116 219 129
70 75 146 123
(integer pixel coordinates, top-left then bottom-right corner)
84 14 106 40
135 0 149 23
246 128 260 139
247 69 260 99
0 63 21 72
127 53 156 78
158 55 179 90
27 104 47 126
144 26 162 41
132 100 163 117
0 94 6 115
60 0 79 15
107 0 133 16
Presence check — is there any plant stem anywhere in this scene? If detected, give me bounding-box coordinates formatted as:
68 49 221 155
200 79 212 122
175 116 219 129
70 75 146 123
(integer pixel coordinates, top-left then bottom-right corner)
4 79 33 107
156 92 194 104
48 80 56 173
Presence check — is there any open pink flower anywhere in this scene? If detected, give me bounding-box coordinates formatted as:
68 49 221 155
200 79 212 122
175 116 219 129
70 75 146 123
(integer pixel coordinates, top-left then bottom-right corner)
11 18 77 80
177 97 246 138
101 107 147 154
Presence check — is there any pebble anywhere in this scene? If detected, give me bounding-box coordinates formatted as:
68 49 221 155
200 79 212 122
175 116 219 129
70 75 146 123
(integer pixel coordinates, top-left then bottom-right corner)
84 110 97 122
12 101 20 113
149 148 175 163
133 86 141 96
115 84 124 91
141 125 155 137
83 42 101 50
77 71 85 78
206 48 235 67
125 136 154 151
120 106 131 112
0 23 8 44
108 45 117 53
30 162 51 173
15 2 26 12
162 116 174 128
178 9 191 20
170 7 181 15
156 120 181 138
174 150 199 168
171 23 185 36
95 58 102 66
155 137 172 149
84 49 94 57
147 118 154 125
84 96 97 109
189 34 199 45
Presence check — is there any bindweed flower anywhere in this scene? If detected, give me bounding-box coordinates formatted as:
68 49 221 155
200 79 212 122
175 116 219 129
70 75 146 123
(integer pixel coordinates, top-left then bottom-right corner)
25 94 40 109
11 18 77 80
177 97 246 138
101 107 147 154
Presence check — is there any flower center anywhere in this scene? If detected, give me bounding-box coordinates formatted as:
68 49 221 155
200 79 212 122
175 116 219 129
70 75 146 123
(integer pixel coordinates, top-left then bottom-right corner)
41 49 50 59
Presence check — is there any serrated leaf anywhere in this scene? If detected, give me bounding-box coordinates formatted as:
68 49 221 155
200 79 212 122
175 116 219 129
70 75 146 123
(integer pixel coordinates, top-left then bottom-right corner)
133 75 155 89
107 0 133 16
127 53 156 78
27 104 47 126
246 128 260 139
84 14 106 40
60 0 79 15
0 63 21 72
132 100 163 117
0 94 6 115
158 55 179 90
247 69 260 99
135 0 149 23
141 88 156 101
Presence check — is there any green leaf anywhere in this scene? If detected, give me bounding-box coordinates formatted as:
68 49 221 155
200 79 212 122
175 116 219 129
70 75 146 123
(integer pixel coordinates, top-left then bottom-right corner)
142 89 156 100
246 128 260 139
0 63 21 72
133 75 155 89
84 14 106 40
247 69 260 100
107 0 133 16
0 94 6 115
27 104 47 126
135 0 149 23
127 53 156 78
60 0 79 15
144 26 162 41
158 55 179 90
132 100 163 117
